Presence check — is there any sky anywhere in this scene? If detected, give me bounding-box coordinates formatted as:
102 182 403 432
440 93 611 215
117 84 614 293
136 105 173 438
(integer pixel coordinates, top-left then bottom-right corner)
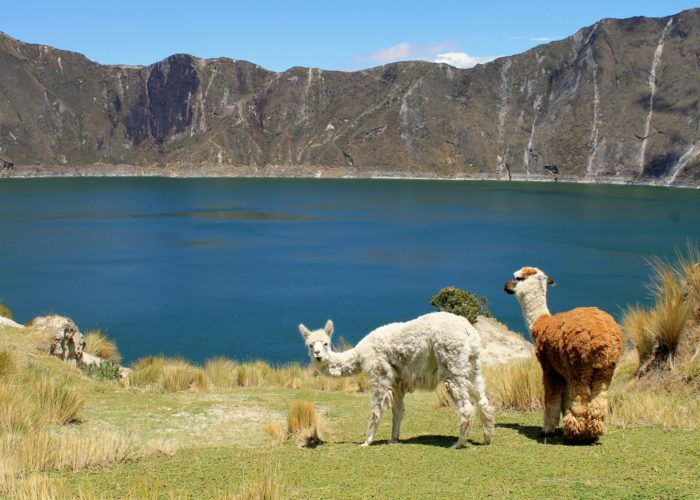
2 1 698 72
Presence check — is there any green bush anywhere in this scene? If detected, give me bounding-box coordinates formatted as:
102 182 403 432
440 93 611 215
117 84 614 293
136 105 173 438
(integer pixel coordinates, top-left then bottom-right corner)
80 361 121 381
430 287 492 323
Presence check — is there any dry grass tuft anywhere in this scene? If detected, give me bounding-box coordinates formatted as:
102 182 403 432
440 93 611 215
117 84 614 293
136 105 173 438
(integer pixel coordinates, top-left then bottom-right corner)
622 306 654 362
287 400 322 445
624 244 699 375
83 329 121 364
0 303 12 320
236 463 283 500
435 383 454 409
129 356 208 392
262 421 286 443
204 357 240 388
0 358 84 433
484 356 544 412
609 382 700 430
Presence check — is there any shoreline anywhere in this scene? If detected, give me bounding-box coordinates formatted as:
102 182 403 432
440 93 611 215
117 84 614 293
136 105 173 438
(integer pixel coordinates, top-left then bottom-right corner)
1 163 697 189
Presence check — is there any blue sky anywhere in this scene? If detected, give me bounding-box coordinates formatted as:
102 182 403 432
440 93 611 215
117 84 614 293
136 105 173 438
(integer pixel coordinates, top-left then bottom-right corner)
2 1 697 71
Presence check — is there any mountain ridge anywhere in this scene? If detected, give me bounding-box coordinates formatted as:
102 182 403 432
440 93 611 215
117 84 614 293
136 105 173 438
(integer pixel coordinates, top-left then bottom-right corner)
0 9 698 186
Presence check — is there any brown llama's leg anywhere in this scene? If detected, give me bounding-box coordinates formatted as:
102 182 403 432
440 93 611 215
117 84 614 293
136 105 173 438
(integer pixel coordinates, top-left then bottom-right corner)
587 366 615 438
562 367 594 441
541 362 566 436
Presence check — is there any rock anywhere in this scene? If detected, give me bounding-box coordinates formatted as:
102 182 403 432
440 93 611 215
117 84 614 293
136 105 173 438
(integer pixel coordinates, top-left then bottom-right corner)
0 316 24 329
29 315 85 365
474 315 534 367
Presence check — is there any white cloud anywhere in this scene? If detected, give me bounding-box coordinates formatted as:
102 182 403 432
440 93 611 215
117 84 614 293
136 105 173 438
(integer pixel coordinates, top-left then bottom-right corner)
353 41 454 65
506 36 559 42
433 51 498 69
353 42 496 69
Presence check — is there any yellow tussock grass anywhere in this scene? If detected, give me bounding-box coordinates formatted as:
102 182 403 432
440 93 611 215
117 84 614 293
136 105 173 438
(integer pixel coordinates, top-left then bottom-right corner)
262 421 286 443
287 400 322 445
83 329 121 364
484 356 544 412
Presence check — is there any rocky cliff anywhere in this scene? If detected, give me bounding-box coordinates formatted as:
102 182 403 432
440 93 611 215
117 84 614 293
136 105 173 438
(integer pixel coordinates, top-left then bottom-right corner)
0 9 698 185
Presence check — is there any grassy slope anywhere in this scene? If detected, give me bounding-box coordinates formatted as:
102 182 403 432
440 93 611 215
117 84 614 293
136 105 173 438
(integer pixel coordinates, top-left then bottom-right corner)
3 325 699 498
68 389 700 498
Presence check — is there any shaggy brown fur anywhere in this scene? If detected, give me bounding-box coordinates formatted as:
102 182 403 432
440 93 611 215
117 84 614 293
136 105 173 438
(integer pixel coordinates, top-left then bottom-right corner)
532 307 622 441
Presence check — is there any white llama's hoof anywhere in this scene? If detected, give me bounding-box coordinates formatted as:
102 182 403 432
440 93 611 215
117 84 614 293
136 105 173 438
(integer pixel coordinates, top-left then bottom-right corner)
451 441 466 449
360 441 371 447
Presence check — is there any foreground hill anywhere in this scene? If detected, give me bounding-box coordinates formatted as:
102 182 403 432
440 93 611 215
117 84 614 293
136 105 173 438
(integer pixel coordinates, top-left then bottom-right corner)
0 9 699 185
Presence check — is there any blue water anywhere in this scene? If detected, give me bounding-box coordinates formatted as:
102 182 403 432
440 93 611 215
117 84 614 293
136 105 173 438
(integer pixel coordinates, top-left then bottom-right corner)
0 178 698 365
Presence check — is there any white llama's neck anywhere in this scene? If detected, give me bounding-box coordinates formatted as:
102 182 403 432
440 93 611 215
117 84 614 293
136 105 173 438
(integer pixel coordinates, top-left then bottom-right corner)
517 290 551 335
324 348 363 377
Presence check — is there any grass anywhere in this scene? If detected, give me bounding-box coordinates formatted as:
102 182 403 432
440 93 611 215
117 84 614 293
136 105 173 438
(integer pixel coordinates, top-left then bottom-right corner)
287 400 322 445
622 243 700 375
0 302 12 320
2 323 700 497
83 329 121 364
484 356 544 412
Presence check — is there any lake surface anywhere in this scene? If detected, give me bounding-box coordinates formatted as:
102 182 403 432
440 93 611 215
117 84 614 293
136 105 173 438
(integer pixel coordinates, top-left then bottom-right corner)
0 178 698 365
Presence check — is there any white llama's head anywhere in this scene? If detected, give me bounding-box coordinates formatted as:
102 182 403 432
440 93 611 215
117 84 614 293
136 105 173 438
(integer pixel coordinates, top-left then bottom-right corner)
298 320 334 366
504 266 555 300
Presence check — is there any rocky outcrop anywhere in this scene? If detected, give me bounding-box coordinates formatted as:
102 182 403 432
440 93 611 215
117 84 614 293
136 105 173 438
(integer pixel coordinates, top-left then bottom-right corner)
0 8 698 186
0 316 24 329
29 315 85 364
474 316 534 366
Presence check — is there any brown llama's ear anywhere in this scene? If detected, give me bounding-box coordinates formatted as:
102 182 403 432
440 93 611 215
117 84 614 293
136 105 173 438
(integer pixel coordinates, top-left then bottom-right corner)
547 277 555 285
298 324 312 339
324 319 334 337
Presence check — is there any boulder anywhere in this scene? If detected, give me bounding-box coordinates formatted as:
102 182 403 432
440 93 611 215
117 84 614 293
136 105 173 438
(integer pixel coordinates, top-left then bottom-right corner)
0 316 24 329
29 315 85 365
474 315 534 367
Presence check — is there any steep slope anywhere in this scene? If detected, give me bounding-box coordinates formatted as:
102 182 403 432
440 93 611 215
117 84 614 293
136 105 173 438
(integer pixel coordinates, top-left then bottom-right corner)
0 9 698 185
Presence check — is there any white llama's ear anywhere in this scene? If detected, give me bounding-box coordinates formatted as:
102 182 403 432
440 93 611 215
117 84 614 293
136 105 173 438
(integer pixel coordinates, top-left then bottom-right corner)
547 276 555 286
298 324 312 339
324 319 334 337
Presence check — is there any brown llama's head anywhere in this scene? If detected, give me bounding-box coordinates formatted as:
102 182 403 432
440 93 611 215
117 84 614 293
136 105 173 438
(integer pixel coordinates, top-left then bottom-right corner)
504 267 555 298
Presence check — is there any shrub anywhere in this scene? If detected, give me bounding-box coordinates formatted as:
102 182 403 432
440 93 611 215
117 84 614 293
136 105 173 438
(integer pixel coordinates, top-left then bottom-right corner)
80 360 121 381
0 302 12 320
430 287 492 323
287 400 321 445
83 329 121 364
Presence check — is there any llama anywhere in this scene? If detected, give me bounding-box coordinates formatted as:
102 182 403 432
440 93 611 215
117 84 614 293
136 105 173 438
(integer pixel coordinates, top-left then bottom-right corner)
504 267 622 441
298 312 494 448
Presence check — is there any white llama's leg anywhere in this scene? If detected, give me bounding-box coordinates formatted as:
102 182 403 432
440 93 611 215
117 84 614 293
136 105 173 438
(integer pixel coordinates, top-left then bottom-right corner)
361 383 393 447
444 377 475 449
468 357 495 445
389 386 405 444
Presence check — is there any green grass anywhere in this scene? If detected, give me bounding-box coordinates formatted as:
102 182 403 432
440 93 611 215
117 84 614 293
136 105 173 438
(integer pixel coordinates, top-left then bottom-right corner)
2 324 700 498
61 390 700 498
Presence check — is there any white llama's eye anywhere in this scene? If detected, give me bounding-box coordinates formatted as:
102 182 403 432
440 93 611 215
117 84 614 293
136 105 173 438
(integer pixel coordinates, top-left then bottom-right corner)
515 276 524 281
323 343 328 347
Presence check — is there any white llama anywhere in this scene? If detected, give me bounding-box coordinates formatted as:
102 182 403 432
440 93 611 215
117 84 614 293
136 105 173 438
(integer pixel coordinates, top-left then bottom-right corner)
298 312 494 448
